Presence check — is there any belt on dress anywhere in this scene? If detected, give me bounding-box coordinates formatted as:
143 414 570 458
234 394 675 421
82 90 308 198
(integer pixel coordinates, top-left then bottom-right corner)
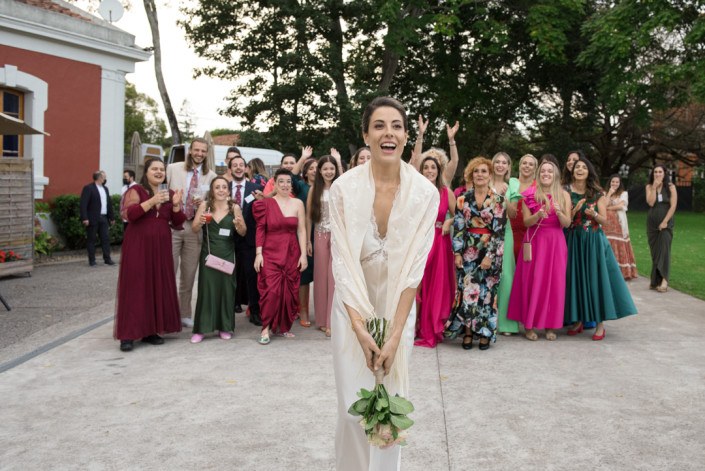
468 227 491 235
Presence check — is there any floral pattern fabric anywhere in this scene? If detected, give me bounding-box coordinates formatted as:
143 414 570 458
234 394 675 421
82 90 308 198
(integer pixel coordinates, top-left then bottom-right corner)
446 188 506 341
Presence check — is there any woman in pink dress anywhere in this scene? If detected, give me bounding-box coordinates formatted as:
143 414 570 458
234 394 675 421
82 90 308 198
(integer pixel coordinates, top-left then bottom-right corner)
253 169 308 344
414 156 456 348
306 155 341 337
507 160 572 341
115 158 185 352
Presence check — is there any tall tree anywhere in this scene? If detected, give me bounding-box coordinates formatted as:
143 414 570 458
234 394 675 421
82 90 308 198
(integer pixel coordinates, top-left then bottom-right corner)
144 0 182 144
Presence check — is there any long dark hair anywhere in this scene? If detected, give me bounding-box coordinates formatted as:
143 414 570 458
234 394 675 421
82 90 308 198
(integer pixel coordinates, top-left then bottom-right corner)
309 156 341 224
205 176 234 214
572 155 603 199
420 156 443 190
562 150 585 186
607 174 625 197
140 158 166 197
302 158 317 185
648 164 671 186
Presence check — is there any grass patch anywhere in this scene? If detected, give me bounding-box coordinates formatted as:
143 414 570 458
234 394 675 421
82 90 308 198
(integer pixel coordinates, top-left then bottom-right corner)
628 211 705 300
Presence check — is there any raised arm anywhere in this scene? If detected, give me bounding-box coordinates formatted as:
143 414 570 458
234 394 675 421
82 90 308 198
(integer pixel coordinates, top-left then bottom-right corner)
292 146 313 176
444 121 460 185
409 115 428 170
330 148 345 175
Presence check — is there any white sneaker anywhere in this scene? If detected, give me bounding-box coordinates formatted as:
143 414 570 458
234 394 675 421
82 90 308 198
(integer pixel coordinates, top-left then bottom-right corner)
181 317 194 328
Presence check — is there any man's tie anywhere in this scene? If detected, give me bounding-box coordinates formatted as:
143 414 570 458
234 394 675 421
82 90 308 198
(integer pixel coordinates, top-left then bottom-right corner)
185 167 199 219
235 184 242 207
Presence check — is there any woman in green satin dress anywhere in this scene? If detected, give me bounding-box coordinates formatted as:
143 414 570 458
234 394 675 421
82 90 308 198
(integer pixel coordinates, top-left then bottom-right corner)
564 157 637 341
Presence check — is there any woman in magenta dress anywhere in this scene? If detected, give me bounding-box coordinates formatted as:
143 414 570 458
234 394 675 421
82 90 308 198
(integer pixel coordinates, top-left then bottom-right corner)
507 160 571 341
253 169 308 344
415 156 456 348
114 158 185 352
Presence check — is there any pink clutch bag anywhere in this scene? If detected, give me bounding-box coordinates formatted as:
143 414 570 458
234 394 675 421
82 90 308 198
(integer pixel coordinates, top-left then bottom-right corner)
205 254 235 275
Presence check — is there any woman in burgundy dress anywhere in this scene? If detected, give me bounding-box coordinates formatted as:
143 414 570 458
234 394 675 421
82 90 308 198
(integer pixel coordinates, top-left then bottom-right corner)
115 158 185 352
253 169 308 344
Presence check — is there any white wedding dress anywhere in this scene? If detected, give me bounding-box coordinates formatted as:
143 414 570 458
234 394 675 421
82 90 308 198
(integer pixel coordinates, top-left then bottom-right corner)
332 217 416 471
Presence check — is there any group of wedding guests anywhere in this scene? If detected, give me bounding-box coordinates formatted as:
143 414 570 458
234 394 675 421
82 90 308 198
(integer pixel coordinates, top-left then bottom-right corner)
112 138 363 351
411 143 677 351
112 120 674 355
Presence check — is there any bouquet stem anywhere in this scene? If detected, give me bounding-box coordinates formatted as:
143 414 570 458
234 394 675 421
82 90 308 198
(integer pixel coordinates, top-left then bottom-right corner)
347 317 415 448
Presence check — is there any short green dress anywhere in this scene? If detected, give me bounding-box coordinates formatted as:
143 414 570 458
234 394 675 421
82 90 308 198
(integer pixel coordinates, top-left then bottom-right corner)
497 178 520 333
194 213 237 334
564 191 637 323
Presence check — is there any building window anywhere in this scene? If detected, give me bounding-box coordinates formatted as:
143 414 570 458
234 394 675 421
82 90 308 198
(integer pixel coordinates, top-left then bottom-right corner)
1 89 24 158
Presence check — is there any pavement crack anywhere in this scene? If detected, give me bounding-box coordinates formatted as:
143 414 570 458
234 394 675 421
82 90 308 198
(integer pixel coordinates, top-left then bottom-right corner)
436 348 451 470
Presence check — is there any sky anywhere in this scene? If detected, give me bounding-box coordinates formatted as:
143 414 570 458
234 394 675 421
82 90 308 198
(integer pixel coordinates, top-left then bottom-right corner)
83 0 241 136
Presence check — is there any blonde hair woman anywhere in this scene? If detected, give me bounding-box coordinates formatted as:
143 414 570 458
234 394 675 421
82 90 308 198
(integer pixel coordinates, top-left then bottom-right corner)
507 160 571 341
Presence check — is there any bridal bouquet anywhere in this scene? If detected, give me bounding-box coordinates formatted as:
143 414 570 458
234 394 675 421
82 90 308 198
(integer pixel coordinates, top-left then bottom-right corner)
348 318 415 448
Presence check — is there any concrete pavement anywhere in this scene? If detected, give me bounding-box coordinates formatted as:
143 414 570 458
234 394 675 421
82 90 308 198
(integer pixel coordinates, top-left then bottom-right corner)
0 259 704 470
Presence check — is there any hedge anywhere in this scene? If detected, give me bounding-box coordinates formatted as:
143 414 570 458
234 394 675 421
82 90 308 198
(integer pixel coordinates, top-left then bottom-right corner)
52 194 124 249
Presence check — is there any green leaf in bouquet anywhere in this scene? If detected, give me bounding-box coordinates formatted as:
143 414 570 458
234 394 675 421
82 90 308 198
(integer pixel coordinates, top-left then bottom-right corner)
366 415 378 430
389 395 415 415
358 388 373 399
377 412 387 422
377 396 389 409
390 414 414 430
353 399 370 415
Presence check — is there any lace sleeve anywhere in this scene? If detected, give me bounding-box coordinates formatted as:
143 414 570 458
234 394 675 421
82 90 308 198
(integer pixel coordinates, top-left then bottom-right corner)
124 187 146 222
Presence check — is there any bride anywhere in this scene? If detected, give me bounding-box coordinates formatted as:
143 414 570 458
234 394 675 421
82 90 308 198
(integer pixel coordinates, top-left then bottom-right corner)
330 97 439 470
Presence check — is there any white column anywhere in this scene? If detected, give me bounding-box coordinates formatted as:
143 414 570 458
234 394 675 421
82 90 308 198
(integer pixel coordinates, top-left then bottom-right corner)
99 68 126 193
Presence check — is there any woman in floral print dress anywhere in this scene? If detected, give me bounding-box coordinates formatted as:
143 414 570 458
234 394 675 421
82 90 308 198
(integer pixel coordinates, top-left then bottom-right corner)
445 157 506 351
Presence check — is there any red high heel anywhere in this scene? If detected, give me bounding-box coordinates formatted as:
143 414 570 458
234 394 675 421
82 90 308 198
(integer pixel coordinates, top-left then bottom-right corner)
592 328 606 341
567 323 584 336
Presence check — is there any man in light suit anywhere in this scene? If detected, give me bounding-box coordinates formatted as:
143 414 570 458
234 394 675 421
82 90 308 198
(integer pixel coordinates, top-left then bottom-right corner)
80 170 115 267
227 149 264 325
166 138 216 327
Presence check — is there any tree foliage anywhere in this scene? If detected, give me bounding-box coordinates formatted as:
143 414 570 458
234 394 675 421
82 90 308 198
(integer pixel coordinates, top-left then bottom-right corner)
124 81 167 148
182 0 705 175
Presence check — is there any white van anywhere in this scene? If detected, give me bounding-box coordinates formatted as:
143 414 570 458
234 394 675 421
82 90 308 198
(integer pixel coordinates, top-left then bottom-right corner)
167 143 284 176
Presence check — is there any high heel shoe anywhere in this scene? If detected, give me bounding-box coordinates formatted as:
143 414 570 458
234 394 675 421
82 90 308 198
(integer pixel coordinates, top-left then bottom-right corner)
462 334 473 350
478 337 490 351
592 328 606 341
567 323 584 336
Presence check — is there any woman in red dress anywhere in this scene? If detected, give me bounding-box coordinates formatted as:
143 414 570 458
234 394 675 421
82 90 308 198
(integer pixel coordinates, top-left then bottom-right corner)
253 169 308 344
114 158 185 352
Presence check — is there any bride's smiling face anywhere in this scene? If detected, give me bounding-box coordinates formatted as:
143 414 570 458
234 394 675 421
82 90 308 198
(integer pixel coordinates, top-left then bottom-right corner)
363 106 408 164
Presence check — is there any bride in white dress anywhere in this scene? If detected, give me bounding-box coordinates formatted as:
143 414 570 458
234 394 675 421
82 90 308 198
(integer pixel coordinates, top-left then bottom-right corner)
330 97 439 471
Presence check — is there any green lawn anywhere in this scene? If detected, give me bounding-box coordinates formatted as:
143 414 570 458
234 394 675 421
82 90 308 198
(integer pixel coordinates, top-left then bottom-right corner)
628 211 705 300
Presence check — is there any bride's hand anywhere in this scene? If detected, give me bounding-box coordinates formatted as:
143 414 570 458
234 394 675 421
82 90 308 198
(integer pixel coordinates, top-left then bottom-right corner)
374 336 400 376
353 323 381 372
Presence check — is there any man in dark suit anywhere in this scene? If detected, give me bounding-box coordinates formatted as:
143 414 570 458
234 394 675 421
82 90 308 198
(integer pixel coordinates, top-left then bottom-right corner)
227 151 264 326
80 170 115 267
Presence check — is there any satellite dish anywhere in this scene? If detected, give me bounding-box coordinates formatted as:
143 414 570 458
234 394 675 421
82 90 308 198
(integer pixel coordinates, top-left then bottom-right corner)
98 0 124 23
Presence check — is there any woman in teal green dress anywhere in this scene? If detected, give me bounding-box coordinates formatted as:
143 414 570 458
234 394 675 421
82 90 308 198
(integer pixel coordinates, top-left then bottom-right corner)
565 157 637 341
190 176 247 343
491 152 520 335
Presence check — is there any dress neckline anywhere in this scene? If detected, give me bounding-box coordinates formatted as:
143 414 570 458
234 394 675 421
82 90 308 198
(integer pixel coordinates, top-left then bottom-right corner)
272 197 298 219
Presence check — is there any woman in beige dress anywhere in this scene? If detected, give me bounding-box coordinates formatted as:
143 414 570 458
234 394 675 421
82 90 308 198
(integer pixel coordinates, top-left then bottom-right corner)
330 97 439 471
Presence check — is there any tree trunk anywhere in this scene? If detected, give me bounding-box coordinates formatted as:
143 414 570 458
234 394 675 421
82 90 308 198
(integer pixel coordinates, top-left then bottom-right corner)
144 0 181 145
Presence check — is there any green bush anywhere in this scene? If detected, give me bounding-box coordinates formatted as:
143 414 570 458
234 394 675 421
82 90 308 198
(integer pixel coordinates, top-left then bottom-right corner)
51 193 124 249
